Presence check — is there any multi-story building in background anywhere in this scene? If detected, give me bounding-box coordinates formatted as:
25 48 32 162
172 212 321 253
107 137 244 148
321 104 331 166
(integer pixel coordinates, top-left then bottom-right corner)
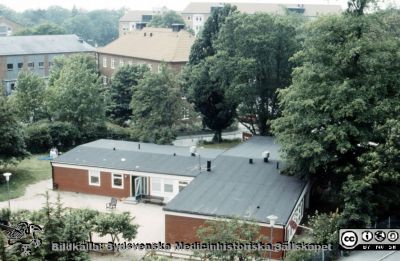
0 34 95 95
181 2 342 35
119 7 168 36
0 16 23 36
97 26 194 84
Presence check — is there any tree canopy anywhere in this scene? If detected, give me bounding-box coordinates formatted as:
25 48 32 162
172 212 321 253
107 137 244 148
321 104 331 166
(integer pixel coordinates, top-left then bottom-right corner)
272 0 400 226
131 65 182 144
106 64 149 126
13 22 66 36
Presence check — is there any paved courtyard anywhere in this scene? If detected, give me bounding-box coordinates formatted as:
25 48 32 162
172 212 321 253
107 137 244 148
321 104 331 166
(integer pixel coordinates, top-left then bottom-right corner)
0 179 165 260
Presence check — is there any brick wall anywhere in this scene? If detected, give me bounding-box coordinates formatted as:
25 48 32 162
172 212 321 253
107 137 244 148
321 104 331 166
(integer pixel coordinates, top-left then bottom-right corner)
53 166 130 199
165 214 285 260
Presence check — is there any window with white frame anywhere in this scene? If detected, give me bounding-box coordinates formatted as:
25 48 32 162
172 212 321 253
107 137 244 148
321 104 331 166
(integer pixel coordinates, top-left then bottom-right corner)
119 59 124 67
111 58 115 69
151 178 161 192
112 173 123 189
102 76 108 85
164 180 174 193
88 170 100 186
103 57 107 67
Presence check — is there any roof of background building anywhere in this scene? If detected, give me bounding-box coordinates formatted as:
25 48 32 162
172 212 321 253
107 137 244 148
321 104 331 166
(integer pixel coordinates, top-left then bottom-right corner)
164 136 307 225
182 2 342 17
119 10 156 22
0 34 95 56
0 16 23 28
52 139 224 177
97 28 195 62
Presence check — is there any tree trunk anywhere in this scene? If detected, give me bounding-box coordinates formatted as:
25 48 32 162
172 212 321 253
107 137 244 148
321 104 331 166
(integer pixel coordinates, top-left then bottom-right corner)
212 130 222 143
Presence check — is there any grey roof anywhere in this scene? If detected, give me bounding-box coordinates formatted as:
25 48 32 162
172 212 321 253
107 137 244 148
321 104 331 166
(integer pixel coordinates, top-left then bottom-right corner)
164 136 307 225
0 34 95 56
52 139 224 177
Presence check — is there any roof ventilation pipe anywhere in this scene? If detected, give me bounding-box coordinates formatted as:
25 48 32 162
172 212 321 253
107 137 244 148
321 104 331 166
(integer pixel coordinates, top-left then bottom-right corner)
262 151 270 162
207 160 211 172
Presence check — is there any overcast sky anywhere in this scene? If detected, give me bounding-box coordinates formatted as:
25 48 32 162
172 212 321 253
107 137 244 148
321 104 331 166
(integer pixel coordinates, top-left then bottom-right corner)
1 0 398 12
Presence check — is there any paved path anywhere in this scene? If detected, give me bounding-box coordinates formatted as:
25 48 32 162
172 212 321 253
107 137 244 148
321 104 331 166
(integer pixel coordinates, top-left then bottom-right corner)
0 179 164 260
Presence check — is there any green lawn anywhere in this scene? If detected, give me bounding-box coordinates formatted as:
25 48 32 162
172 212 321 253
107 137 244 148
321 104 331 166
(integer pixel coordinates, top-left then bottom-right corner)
199 138 242 149
0 155 52 201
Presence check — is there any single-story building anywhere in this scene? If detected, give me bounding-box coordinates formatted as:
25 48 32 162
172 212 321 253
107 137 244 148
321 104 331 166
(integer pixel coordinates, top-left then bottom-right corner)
51 139 223 202
51 136 309 259
164 136 309 259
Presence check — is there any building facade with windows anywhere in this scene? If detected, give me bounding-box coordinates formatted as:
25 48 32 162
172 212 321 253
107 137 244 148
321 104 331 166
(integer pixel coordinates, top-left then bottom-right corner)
182 2 342 35
0 34 95 95
97 27 194 85
119 10 164 36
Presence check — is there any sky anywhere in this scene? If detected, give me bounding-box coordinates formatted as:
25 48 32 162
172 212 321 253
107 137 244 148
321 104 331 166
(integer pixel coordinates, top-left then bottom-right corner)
0 0 398 12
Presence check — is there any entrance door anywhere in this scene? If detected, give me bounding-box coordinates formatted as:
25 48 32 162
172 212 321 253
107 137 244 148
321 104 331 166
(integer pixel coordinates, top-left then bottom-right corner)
133 176 147 199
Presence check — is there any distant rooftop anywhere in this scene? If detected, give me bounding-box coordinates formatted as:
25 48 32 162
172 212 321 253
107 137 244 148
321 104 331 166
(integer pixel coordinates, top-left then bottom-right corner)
97 27 195 62
52 139 224 177
0 34 95 56
164 136 307 225
119 10 156 22
182 2 342 17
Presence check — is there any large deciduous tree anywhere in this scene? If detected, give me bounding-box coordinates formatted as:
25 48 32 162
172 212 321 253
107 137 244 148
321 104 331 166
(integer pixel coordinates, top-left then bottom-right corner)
106 64 149 126
130 66 182 144
272 0 400 226
213 13 300 135
46 54 105 130
10 70 46 122
0 96 29 167
184 4 238 142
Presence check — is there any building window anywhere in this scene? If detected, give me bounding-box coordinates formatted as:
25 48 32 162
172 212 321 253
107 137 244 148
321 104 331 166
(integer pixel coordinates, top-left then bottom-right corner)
188 16 191 20
102 76 108 85
164 180 174 193
48 61 53 67
151 178 161 192
28 62 34 69
111 58 115 69
103 57 107 68
88 170 101 186
38 62 44 69
7 64 13 71
119 59 124 67
18 63 23 70
112 173 123 189
179 181 188 192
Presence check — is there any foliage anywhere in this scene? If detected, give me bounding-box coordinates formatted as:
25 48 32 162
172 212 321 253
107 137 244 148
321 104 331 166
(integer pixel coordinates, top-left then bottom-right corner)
284 249 318 261
148 10 185 28
185 58 237 142
9 70 46 123
196 217 267 260
213 13 301 135
13 22 66 36
106 122 135 141
107 64 149 125
24 121 79 153
308 211 341 246
0 96 29 167
94 211 138 245
188 4 238 65
130 66 182 144
46 54 105 130
272 1 400 226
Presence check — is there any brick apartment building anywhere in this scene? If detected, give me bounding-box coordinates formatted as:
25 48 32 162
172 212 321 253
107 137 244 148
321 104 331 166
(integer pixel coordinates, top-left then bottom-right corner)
0 34 95 95
97 27 194 84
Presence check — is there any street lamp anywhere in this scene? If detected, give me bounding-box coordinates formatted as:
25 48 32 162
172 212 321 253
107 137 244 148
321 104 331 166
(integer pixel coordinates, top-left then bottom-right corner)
267 214 278 260
3 172 12 209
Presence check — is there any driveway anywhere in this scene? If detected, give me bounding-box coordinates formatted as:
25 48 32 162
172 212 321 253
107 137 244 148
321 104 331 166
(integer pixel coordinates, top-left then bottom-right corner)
0 179 164 260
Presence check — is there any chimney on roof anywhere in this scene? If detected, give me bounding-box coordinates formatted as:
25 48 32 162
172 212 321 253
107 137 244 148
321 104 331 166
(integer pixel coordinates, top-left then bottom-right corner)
138 143 141 150
249 158 253 164
172 23 185 32
207 160 211 172
262 151 270 162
